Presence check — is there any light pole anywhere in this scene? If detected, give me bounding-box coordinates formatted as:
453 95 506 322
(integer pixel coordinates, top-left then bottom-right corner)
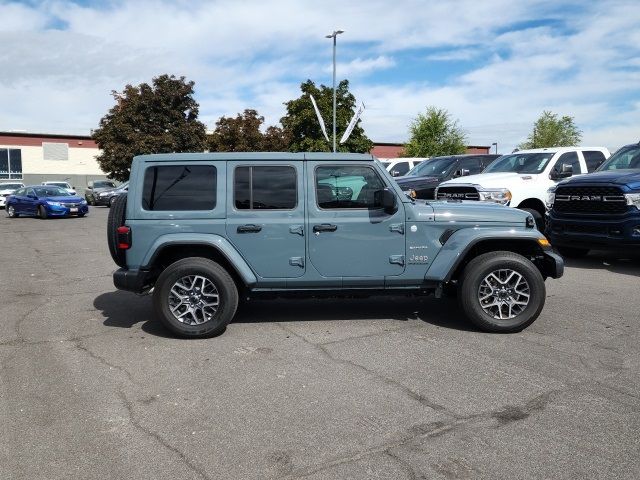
325 29 344 153
491 142 498 154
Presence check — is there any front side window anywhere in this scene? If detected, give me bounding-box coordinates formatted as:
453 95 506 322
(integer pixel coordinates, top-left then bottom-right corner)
553 151 581 174
391 161 410 176
458 157 484 175
484 152 555 174
316 165 386 209
598 145 640 171
142 165 217 211
234 166 297 210
407 157 456 177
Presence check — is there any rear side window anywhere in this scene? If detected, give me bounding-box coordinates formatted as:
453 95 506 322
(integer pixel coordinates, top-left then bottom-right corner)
583 151 607 172
390 161 410 176
142 165 217 211
234 166 297 210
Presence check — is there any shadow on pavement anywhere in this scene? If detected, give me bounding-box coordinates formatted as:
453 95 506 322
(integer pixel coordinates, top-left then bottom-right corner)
562 250 640 277
95 290 478 338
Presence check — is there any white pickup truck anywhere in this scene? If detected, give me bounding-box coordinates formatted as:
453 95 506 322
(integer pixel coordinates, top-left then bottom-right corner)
435 147 610 230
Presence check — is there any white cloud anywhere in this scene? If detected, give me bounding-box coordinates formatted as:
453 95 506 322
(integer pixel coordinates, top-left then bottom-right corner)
0 0 638 155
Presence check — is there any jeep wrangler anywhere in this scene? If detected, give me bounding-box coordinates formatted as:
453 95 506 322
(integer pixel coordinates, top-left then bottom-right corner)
108 152 563 338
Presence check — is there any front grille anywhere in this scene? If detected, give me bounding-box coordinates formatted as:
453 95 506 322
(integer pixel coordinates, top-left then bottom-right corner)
63 203 80 208
553 185 627 214
436 186 479 200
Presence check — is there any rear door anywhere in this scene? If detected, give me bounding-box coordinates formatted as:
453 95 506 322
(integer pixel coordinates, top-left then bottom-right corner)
225 161 306 278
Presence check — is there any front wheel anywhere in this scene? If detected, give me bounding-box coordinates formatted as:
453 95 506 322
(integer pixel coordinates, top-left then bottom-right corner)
38 205 48 220
7 205 18 218
153 258 239 338
459 251 546 333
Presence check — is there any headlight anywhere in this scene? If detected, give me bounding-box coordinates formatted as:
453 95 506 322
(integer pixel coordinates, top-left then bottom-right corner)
625 193 640 209
546 187 556 210
80 199 88 205
478 188 512 205
47 201 62 207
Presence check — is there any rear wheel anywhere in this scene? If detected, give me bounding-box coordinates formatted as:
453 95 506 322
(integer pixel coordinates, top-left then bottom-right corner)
107 194 127 267
7 205 18 218
38 205 48 220
459 251 546 333
153 258 239 338
557 246 589 258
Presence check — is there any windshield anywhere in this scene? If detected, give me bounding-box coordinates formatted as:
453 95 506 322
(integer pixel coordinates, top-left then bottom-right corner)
34 186 71 197
483 152 555 174
597 145 640 171
406 157 456 177
46 182 70 188
0 183 22 190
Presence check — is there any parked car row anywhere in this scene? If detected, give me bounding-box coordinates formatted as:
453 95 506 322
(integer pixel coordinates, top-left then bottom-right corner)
2 179 128 219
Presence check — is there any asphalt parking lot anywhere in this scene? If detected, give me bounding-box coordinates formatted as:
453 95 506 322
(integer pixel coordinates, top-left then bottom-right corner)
1 207 639 480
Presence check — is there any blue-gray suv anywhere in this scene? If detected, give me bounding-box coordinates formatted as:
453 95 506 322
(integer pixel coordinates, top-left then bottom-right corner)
108 152 563 338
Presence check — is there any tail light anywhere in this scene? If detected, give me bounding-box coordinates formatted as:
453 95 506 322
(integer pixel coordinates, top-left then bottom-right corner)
117 226 132 249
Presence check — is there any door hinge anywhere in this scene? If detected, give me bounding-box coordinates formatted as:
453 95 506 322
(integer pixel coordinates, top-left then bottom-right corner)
389 255 405 266
389 223 404 234
289 257 304 268
289 225 304 236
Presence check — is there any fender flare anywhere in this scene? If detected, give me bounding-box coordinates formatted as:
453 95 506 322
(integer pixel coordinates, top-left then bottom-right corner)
142 233 257 286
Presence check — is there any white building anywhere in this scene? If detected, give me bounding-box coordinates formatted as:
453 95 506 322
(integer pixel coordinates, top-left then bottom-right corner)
0 132 110 190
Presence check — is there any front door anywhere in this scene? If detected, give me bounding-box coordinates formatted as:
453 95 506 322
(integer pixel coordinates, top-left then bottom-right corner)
307 162 406 283
225 161 306 278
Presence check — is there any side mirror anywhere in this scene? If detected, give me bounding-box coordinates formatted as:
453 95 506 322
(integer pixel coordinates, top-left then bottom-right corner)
550 164 573 180
28 194 37 199
375 188 397 214
453 169 470 178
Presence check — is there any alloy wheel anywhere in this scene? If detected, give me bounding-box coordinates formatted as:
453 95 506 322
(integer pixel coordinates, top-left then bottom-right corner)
167 275 220 325
478 269 530 320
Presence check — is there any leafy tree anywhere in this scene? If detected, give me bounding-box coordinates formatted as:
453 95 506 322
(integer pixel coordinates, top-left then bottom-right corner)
280 79 373 153
207 109 290 152
93 74 207 181
519 111 582 149
403 107 467 157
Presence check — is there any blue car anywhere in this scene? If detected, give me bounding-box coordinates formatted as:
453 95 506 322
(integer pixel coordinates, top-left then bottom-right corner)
6 185 89 219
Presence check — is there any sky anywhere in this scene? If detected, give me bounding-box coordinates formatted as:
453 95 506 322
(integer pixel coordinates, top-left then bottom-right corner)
1 0 639 154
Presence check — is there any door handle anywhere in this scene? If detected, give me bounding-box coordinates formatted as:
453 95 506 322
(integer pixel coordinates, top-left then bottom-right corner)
313 224 338 233
237 224 262 233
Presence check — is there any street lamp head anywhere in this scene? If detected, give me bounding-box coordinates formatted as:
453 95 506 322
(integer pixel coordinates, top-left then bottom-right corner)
326 29 345 38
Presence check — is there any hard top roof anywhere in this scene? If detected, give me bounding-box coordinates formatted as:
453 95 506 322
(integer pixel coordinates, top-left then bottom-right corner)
135 152 375 162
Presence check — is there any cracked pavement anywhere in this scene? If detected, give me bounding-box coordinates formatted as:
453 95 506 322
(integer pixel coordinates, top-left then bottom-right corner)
1 208 639 479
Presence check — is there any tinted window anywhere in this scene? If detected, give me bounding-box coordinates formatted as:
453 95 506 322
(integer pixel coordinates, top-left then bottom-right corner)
554 151 581 174
391 162 410 176
484 153 555 174
234 166 297 210
316 165 386 209
94 181 117 189
0 183 23 190
597 145 640 171
142 165 216 211
34 186 70 197
458 157 484 175
14 188 26 196
407 157 456 177
583 151 607 172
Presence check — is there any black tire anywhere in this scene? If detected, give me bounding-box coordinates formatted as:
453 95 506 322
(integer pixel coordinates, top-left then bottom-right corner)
520 208 544 231
6 205 18 218
153 258 239 338
557 246 589 258
38 205 48 220
107 194 127 268
459 251 546 333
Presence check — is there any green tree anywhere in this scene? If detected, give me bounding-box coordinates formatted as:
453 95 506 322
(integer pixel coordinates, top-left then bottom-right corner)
207 109 290 152
93 74 207 181
403 107 467 157
280 79 373 153
519 111 582 149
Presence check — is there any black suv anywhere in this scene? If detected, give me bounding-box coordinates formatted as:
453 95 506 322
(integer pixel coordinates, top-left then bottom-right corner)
394 154 500 199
